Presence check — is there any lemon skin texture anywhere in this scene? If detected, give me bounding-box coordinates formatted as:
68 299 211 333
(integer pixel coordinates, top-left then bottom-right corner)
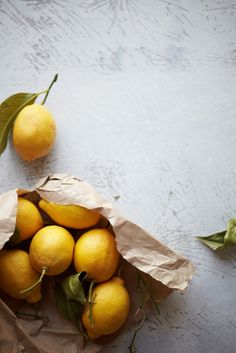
82 277 130 339
73 229 120 283
12 104 56 162
0 249 42 303
29 225 75 276
39 199 101 229
16 197 43 241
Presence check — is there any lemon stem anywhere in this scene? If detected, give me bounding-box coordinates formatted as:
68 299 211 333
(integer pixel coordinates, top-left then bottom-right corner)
41 74 58 105
20 266 47 294
88 280 95 327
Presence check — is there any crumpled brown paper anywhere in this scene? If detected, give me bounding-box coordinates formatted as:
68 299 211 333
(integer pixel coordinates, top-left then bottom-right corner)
0 174 195 353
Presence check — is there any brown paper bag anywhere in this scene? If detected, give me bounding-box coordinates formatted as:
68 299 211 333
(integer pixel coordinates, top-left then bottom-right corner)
0 174 195 353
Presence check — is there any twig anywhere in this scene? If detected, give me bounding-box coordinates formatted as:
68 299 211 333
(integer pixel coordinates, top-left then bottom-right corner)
139 275 160 316
128 272 147 353
128 272 161 353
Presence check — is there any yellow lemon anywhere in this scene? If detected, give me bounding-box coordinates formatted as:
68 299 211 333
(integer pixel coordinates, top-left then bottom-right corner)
12 104 56 162
0 249 42 303
29 225 75 276
82 277 130 339
39 199 101 229
73 229 120 283
16 197 43 241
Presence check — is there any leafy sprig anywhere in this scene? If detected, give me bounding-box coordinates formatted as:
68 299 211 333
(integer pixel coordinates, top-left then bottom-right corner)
129 271 160 353
55 272 87 331
197 218 236 250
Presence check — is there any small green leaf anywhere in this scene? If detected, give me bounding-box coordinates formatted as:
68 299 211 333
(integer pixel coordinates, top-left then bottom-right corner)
198 218 236 251
61 272 87 303
197 231 226 251
55 282 82 325
9 227 21 245
55 283 87 338
54 272 87 328
0 92 40 155
54 282 71 321
225 218 236 246
67 300 83 326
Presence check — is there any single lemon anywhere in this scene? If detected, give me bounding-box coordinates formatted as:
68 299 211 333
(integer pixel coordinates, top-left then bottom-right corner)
82 277 130 339
73 229 120 283
12 104 56 162
0 249 42 303
39 199 101 229
29 225 75 276
16 197 43 241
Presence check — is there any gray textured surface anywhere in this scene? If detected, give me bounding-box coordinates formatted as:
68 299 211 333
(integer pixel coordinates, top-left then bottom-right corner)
1 1 236 352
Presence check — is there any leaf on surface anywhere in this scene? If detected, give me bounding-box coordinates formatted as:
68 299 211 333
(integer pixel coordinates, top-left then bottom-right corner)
197 231 226 250
224 218 236 246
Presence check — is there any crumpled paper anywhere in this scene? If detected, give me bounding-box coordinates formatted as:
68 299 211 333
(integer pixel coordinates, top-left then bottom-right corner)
0 174 195 353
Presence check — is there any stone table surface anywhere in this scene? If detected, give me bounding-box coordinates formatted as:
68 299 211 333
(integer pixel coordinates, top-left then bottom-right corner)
0 1 236 352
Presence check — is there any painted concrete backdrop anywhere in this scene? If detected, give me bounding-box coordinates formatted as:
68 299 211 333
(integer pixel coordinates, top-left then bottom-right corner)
0 1 236 352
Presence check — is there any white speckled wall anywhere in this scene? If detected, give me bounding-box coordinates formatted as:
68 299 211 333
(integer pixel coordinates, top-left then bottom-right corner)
1 1 236 352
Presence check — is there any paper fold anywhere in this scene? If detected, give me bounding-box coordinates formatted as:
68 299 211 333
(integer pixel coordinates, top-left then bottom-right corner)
0 173 195 353
35 174 195 291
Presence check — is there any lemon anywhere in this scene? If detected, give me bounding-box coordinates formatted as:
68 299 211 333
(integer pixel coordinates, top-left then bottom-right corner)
0 249 42 303
29 225 75 276
73 229 120 283
39 199 101 229
12 104 56 162
82 277 130 339
16 197 43 241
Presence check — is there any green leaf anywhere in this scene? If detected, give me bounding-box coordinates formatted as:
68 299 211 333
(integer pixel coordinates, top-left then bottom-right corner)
54 272 87 328
54 282 73 322
197 231 226 251
198 217 236 251
9 227 21 245
61 272 87 303
225 218 236 246
67 299 84 326
55 283 83 328
0 92 40 155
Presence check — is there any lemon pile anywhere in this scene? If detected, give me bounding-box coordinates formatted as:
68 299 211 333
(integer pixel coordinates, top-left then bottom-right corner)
0 196 130 339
